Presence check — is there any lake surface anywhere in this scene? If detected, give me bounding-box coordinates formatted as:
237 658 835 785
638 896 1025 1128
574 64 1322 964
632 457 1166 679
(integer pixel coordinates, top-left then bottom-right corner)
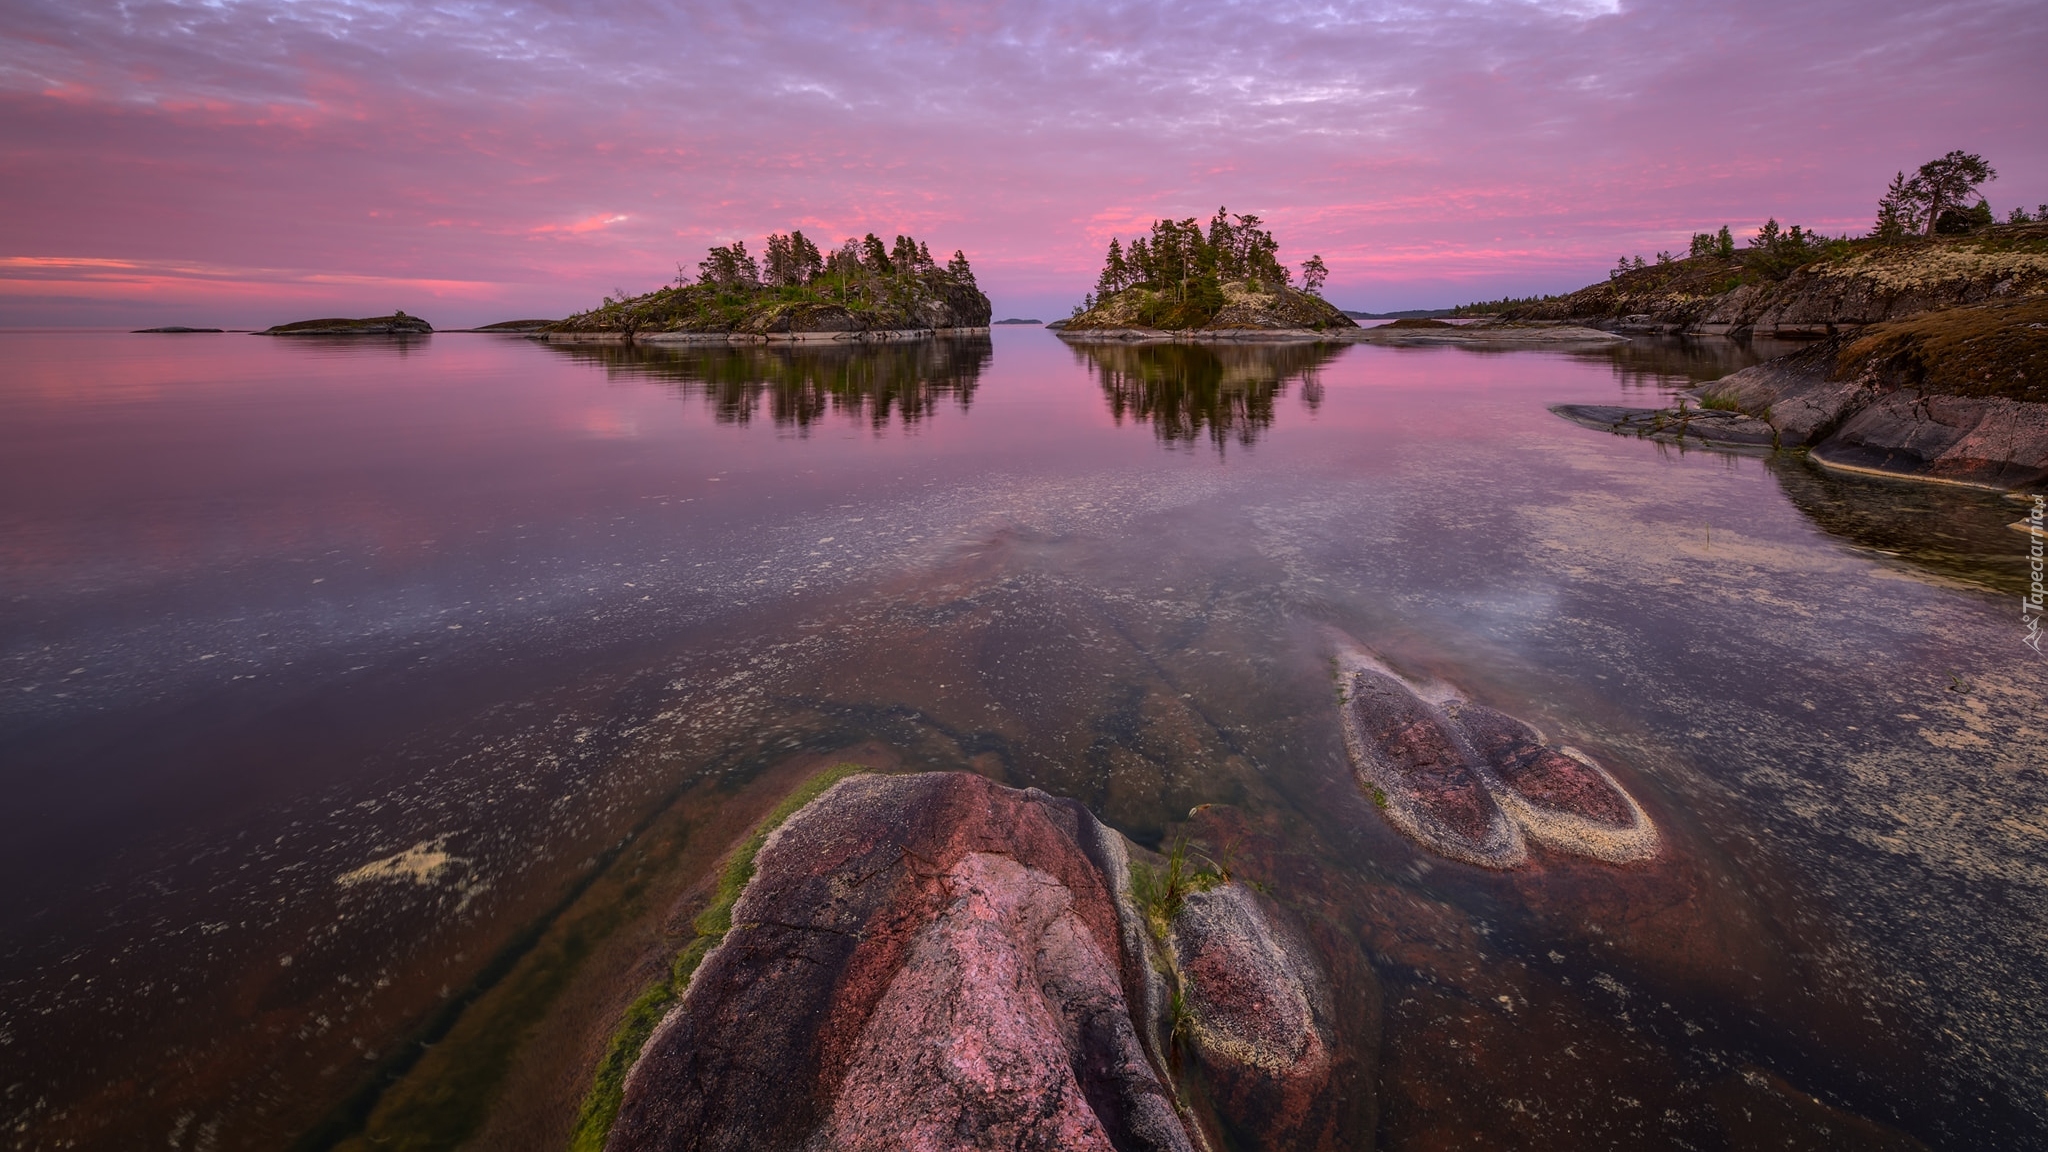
1 327 2041 1150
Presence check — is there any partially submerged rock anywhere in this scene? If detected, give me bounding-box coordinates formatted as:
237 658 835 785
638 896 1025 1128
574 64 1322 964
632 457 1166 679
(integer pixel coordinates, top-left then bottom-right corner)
1167 885 1344 1149
1341 670 1526 868
605 772 1364 1152
257 313 432 335
1550 402 1780 450
1335 644 1658 869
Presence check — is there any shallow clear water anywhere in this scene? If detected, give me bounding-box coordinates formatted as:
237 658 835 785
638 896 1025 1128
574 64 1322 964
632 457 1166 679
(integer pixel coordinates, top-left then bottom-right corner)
0 328 2040 1149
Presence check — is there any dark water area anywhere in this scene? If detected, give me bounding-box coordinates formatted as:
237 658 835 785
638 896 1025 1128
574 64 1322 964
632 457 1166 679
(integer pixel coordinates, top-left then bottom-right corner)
0 328 2042 1150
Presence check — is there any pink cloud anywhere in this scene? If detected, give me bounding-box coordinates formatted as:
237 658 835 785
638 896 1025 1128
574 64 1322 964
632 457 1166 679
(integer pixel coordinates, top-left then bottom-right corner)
0 0 2041 325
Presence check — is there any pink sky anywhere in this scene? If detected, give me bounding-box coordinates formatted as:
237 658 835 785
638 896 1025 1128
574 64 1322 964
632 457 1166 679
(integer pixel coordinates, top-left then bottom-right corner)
1 0 2041 327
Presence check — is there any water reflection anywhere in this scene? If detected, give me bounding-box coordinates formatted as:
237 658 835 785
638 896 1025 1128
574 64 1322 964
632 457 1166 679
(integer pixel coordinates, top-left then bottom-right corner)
1073 341 1341 451
544 335 991 431
1769 455 2034 594
1575 333 1810 391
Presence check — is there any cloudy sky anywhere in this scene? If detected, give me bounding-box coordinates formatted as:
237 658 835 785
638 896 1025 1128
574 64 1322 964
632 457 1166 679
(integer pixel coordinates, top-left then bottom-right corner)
1 0 2041 326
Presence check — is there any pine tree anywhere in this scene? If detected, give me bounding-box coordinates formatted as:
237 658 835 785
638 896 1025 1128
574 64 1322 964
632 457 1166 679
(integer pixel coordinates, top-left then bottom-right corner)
763 233 795 286
946 250 976 286
1299 254 1329 295
791 231 824 282
1715 226 1735 258
861 233 893 275
1096 238 1129 299
1909 151 1996 237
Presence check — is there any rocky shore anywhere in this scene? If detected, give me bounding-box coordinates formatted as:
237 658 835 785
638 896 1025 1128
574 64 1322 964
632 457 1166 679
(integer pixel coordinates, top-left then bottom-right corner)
597 771 1367 1152
1555 297 2048 491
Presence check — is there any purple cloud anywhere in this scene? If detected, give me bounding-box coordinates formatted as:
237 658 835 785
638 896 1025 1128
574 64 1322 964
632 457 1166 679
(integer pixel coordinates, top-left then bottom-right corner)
1 0 2041 324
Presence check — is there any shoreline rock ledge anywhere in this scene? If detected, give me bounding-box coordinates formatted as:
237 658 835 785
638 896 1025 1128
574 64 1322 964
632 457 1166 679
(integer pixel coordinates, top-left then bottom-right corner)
604 771 1364 1152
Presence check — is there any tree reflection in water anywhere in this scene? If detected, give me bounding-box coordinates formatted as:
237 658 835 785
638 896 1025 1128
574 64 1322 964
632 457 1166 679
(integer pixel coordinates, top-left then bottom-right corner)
544 336 991 431
1073 341 1343 452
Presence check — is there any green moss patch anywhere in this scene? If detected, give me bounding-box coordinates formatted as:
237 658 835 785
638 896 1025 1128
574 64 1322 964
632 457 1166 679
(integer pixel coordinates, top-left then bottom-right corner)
566 763 869 1152
1837 297 2048 403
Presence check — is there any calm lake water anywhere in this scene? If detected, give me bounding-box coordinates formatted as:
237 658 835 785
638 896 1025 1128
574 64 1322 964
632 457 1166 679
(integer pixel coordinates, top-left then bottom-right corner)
1 327 2042 1150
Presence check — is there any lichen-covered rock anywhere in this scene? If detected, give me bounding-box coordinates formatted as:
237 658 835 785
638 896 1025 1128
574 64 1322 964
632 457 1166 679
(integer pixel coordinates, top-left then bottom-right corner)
604 772 1193 1152
1170 884 1342 1150
1443 702 1658 863
1335 641 1658 869
1506 224 2048 337
1340 669 1526 868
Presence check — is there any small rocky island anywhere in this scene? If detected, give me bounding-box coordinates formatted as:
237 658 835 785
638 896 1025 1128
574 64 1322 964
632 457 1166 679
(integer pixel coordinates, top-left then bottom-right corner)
544 232 991 345
1057 210 1358 342
257 312 433 335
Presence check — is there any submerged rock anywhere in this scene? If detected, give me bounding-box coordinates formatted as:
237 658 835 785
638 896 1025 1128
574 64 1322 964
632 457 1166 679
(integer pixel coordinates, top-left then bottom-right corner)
1443 701 1658 863
1335 643 1658 869
1168 884 1344 1150
1341 670 1526 868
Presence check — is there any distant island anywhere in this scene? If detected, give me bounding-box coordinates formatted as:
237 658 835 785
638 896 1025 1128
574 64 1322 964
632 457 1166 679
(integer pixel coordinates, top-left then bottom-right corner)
257 312 432 335
993 318 1042 325
1057 209 1356 341
544 232 991 344
470 319 559 333
133 326 224 333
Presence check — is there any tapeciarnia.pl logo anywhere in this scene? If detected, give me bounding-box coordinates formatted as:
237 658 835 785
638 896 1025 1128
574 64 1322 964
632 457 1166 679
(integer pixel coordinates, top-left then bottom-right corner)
2025 495 2045 655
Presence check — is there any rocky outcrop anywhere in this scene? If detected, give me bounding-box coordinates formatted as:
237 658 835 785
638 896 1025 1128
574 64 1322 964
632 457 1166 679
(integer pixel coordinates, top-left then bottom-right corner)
257 313 433 335
1336 642 1657 869
604 771 1353 1152
1507 224 2048 337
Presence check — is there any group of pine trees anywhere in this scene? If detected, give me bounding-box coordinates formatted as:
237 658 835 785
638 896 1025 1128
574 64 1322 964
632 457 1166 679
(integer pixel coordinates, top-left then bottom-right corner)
688 231 976 293
1087 208 1329 309
1871 151 2013 241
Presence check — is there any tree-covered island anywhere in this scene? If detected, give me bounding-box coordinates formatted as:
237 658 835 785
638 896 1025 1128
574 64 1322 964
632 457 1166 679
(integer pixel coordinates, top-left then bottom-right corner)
546 232 992 343
1057 209 1357 339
